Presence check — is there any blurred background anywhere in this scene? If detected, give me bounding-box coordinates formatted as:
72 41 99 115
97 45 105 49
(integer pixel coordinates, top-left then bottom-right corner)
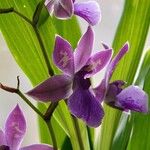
0 0 150 146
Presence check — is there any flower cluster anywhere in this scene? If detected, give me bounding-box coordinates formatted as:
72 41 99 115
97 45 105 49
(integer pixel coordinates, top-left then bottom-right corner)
27 0 148 127
26 0 149 128
0 1 149 150
45 0 101 25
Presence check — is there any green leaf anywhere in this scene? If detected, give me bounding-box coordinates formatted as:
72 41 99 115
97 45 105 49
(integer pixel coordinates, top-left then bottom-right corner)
0 1 90 149
135 50 150 87
0 0 56 145
52 16 81 49
96 0 150 150
124 50 150 150
111 114 132 150
111 50 150 150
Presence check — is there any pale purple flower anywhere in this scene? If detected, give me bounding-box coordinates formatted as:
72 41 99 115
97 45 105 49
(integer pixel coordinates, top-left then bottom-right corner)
45 0 101 25
94 43 149 113
27 26 112 127
0 105 53 150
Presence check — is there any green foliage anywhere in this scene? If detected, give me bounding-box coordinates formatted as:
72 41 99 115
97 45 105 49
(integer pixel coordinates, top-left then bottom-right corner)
1 0 150 150
96 0 150 150
0 0 90 149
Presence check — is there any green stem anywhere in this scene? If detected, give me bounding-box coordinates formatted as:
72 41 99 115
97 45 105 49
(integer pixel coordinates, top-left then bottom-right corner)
13 9 33 25
0 8 14 14
17 90 44 118
86 126 93 150
0 7 54 76
72 116 85 150
0 82 58 149
0 8 32 25
32 26 54 76
44 102 58 120
16 91 58 149
46 121 58 150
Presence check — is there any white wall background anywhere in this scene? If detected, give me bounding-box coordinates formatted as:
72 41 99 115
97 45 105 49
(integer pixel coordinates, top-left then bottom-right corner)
0 0 150 146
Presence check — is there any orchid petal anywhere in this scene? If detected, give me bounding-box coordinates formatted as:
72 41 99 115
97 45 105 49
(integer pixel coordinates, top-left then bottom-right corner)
84 49 112 78
93 79 106 102
74 26 94 73
68 89 104 127
106 42 129 84
94 42 129 101
45 0 55 14
0 145 9 150
0 130 6 145
104 80 126 109
74 1 101 25
5 105 26 150
116 85 149 113
20 144 53 150
54 0 73 19
27 75 72 102
53 36 74 75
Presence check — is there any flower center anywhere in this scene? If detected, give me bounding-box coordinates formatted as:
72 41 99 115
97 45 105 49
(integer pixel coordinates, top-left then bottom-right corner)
73 70 91 90
0 145 10 150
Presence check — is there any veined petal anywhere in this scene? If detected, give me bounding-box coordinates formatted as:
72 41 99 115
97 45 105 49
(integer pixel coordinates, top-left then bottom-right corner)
74 1 101 26
74 26 94 73
84 49 112 78
105 80 126 109
53 36 74 75
0 129 6 145
27 75 73 102
54 0 73 19
5 105 26 150
94 42 129 101
20 144 53 150
45 0 55 13
106 42 129 83
93 79 106 102
68 89 104 127
116 85 149 113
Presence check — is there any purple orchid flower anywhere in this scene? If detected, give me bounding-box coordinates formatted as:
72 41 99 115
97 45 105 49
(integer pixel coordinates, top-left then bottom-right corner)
0 105 53 150
45 0 101 26
27 26 112 127
94 43 149 113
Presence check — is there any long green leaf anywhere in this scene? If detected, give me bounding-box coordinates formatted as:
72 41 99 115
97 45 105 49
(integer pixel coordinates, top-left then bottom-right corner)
125 50 150 150
0 0 59 146
111 50 150 150
96 0 150 150
0 0 91 149
135 50 150 87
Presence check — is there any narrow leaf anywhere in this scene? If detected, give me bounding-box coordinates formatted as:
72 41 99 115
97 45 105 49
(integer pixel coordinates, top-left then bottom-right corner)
96 1 150 150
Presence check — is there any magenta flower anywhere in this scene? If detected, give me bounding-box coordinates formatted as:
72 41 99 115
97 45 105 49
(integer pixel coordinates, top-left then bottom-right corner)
94 43 149 113
0 105 53 150
27 26 112 127
45 0 101 25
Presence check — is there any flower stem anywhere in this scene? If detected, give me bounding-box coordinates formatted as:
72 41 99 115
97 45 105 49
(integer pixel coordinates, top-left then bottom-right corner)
0 4 58 126
0 7 54 76
17 90 44 118
32 26 54 76
72 116 85 150
44 102 58 120
18 91 58 150
86 126 93 150
0 82 58 149
13 9 33 25
46 121 58 150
